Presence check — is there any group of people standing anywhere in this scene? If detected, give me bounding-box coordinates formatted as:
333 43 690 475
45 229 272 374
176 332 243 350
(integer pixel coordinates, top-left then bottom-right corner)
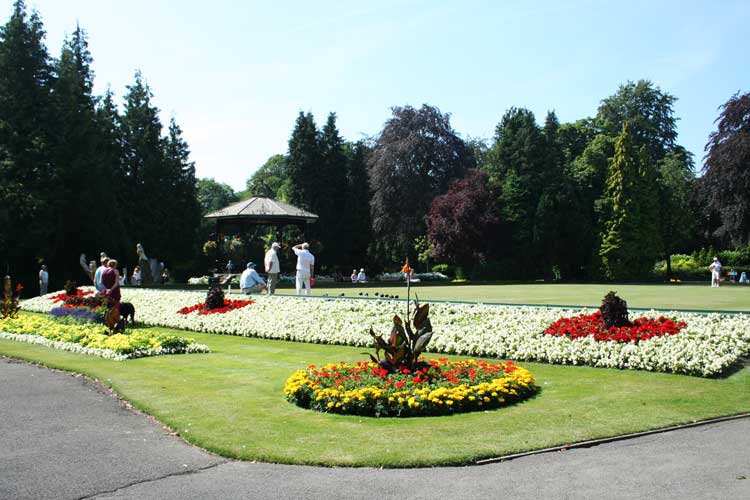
238 241 315 297
94 256 122 303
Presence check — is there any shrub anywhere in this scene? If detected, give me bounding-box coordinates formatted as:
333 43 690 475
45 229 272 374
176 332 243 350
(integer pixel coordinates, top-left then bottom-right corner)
599 291 631 329
205 286 225 310
64 280 78 296
431 264 453 277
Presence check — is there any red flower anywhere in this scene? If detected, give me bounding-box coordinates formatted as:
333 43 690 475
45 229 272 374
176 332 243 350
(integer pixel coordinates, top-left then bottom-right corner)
544 312 685 344
177 299 253 315
395 381 405 388
15 283 24 292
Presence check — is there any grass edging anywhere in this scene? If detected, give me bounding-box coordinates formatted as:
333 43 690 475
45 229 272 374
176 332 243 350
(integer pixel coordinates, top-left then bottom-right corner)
476 412 750 465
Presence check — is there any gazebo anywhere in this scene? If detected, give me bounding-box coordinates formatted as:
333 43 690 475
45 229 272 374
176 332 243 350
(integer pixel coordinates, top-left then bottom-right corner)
204 196 318 241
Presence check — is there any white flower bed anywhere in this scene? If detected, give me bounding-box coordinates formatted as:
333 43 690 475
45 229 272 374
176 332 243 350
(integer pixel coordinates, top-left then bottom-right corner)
22 288 750 377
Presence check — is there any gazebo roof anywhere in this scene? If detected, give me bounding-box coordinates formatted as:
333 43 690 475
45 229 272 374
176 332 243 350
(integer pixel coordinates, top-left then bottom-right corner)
204 196 318 225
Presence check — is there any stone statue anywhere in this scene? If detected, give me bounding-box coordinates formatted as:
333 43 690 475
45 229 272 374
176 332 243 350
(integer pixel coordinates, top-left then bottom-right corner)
136 243 153 284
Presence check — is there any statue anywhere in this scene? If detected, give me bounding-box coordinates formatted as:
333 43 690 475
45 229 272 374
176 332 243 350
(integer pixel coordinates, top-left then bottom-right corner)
136 243 153 284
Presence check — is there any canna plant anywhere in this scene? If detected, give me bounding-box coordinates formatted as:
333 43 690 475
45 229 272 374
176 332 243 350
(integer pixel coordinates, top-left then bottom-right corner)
367 295 433 373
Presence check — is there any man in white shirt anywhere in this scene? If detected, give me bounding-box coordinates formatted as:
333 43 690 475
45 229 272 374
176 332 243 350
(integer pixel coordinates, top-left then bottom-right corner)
240 262 266 294
94 257 109 293
264 242 281 295
292 242 315 296
357 268 367 283
709 256 722 288
38 265 49 296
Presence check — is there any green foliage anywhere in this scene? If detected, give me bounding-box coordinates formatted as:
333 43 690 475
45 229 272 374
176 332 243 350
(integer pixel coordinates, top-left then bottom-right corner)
600 123 662 280
599 291 631 329
244 154 289 200
596 79 677 163
368 298 433 372
197 178 238 214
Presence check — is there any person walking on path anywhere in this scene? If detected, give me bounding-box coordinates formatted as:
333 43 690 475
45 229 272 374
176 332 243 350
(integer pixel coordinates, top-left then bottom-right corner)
101 259 121 304
292 242 315 296
264 242 281 295
240 262 267 294
709 256 722 288
38 265 49 296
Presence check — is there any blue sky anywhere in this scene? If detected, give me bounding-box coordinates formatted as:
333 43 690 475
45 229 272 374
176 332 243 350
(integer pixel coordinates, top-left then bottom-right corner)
8 0 750 190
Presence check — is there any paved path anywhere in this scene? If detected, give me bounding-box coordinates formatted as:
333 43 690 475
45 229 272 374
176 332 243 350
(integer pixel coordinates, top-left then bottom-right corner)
1 357 749 500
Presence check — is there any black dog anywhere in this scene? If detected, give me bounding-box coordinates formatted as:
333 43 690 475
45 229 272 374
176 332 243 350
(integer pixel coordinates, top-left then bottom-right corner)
118 302 136 325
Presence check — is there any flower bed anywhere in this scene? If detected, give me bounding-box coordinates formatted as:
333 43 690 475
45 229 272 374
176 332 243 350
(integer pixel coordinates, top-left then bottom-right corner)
0 315 209 360
177 298 254 315
544 311 687 343
21 288 750 376
284 359 537 417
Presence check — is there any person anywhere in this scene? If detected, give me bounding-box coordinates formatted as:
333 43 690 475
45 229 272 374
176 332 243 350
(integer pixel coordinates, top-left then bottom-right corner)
264 242 281 295
357 268 367 283
132 266 142 286
709 256 722 288
119 271 127 287
161 268 170 284
740 271 748 284
38 265 49 296
350 269 358 283
240 262 266 294
226 259 235 274
101 259 121 304
292 242 315 296
94 257 109 292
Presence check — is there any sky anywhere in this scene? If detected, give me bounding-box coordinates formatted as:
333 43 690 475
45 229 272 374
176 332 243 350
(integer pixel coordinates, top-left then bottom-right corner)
6 0 750 191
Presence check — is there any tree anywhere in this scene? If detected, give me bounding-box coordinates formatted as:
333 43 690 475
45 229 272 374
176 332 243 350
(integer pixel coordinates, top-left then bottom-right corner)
120 70 170 262
0 0 55 281
699 91 750 246
342 141 371 267
599 123 661 279
657 150 697 275
369 104 474 263
596 80 678 163
483 107 546 275
161 117 201 264
286 112 320 212
50 25 117 278
198 178 238 214
317 112 350 265
244 154 290 201
427 169 499 272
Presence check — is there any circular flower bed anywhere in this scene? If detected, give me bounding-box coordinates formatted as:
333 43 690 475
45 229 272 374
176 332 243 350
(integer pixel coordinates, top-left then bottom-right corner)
544 310 686 343
177 298 254 315
285 358 538 417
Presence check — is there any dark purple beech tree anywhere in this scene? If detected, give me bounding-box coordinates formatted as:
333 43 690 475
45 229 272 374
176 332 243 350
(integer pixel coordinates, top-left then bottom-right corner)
698 91 750 246
426 169 499 274
368 104 475 264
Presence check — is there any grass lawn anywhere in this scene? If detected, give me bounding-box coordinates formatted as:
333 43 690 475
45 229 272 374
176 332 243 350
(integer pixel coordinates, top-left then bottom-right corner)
2 313 749 467
265 282 750 312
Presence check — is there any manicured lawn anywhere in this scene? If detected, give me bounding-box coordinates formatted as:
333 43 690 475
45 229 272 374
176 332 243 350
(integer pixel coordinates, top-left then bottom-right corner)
2 315 748 467
266 282 750 312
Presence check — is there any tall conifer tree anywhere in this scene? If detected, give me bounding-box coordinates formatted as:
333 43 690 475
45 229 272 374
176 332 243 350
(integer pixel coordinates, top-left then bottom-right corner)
0 0 55 278
600 123 661 279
